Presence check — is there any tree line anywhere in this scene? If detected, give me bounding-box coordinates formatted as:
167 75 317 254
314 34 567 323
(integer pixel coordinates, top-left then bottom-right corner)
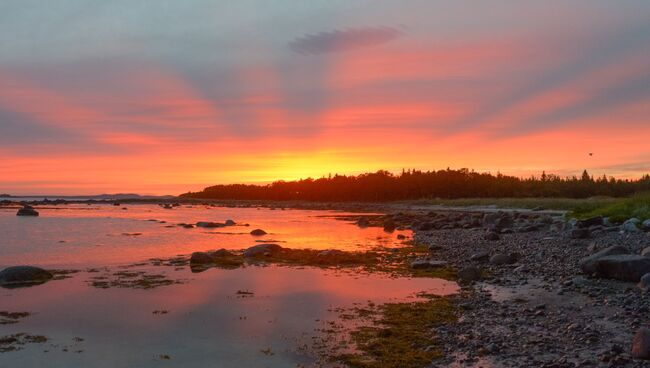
180 169 650 201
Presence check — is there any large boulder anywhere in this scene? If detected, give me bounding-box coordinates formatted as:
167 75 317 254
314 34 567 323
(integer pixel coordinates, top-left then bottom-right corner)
190 249 235 264
16 205 39 217
224 219 236 226
0 266 53 288
190 252 213 264
592 255 650 282
579 245 630 274
250 229 267 236
243 243 283 257
632 327 650 359
622 219 641 233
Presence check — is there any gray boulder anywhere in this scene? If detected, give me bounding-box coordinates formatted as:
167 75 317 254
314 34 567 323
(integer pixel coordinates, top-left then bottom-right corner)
489 253 515 265
224 219 236 226
470 251 490 262
250 229 267 236
632 327 650 359
622 219 641 232
593 255 650 281
243 243 283 257
0 266 53 288
579 245 630 274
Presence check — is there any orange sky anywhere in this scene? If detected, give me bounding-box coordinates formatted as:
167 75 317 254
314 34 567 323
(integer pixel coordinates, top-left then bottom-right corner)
1 1 649 195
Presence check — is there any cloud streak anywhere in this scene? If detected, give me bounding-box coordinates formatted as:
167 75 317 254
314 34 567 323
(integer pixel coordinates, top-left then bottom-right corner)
289 26 402 55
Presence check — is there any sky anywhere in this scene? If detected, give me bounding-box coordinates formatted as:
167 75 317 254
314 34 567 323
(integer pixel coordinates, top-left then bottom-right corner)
1 0 649 195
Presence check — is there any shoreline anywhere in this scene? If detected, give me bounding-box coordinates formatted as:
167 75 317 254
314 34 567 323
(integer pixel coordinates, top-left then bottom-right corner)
360 207 650 367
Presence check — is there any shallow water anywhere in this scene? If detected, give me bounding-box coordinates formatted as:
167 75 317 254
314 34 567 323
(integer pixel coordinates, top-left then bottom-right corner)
0 204 408 267
0 204 458 367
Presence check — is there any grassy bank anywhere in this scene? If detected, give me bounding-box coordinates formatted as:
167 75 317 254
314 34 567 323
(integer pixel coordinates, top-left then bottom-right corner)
569 192 650 223
421 196 618 212
422 193 650 223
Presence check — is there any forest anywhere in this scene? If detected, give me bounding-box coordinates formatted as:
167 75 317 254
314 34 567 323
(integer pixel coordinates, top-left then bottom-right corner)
181 169 650 201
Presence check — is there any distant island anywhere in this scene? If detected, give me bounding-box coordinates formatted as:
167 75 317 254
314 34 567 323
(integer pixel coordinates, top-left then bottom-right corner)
181 168 650 201
0 194 10 197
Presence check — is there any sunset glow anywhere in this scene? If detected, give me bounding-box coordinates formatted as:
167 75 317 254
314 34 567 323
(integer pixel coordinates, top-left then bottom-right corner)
1 1 649 194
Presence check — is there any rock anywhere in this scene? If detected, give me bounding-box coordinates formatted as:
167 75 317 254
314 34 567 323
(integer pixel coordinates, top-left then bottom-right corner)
570 228 590 239
470 251 490 262
16 205 39 216
577 216 603 228
482 213 499 228
410 259 448 269
489 253 515 265
622 219 640 232
494 215 514 231
641 246 650 257
250 229 267 236
643 219 650 231
0 266 53 288
396 234 406 240
356 218 370 227
224 219 236 226
383 220 396 232
243 243 283 257
317 249 344 257
485 231 500 241
190 252 213 264
196 221 225 228
638 273 650 291
458 266 481 282
632 327 650 359
579 245 630 274
593 255 650 281
190 249 236 264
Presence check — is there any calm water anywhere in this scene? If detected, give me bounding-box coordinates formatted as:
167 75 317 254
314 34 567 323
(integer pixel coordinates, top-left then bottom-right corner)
0 204 458 367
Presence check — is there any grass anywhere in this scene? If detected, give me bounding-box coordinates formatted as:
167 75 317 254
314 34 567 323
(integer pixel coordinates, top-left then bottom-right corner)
335 296 457 368
569 192 650 223
419 196 619 212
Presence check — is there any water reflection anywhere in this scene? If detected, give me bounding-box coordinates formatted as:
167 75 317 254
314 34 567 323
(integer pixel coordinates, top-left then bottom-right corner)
0 204 410 268
0 265 457 368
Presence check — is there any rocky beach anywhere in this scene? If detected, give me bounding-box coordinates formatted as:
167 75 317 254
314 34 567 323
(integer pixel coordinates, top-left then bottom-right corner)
342 207 650 367
2 200 650 367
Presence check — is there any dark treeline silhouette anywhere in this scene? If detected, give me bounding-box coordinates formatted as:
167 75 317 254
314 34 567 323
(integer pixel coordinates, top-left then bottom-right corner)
181 169 650 201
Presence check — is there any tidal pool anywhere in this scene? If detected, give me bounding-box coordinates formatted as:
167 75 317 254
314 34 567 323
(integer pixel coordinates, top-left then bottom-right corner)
0 204 458 367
